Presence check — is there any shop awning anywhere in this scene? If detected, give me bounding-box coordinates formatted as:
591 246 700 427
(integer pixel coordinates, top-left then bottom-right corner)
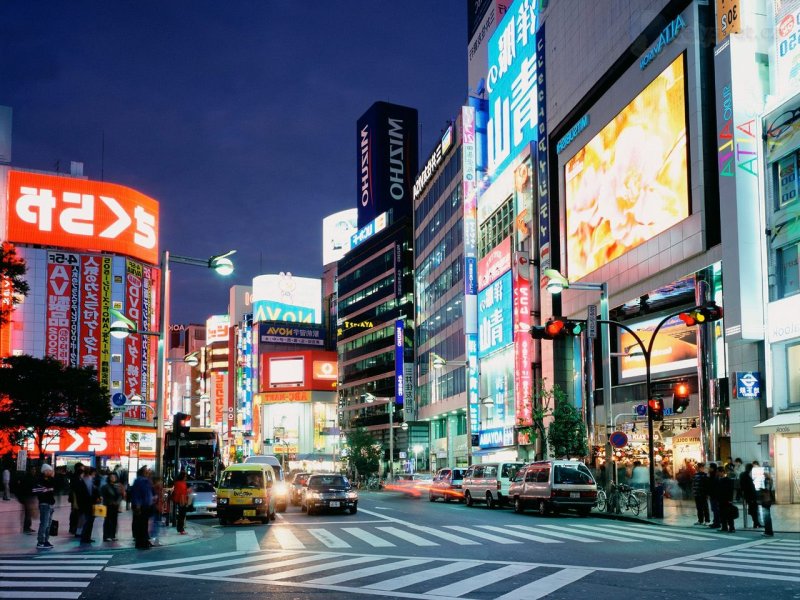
753 412 800 435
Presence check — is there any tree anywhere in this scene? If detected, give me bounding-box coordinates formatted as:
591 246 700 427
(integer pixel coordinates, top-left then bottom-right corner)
525 379 556 460
547 385 589 459
343 427 382 480
0 242 30 326
0 355 112 461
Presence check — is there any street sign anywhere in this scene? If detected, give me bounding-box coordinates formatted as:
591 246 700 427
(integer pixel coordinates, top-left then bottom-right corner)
609 431 629 449
112 392 127 407
587 304 597 339
635 404 647 416
735 371 761 399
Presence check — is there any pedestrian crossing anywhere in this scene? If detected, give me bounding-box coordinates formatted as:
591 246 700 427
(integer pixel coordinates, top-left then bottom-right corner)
0 554 111 599
663 539 800 582
261 520 744 551
109 550 595 599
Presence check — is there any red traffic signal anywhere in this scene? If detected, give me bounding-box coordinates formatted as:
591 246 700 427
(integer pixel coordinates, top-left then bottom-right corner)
545 319 565 337
531 318 585 340
679 303 724 327
648 397 664 421
673 382 690 414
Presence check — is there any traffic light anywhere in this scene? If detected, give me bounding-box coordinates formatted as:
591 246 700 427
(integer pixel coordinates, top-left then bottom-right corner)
672 382 690 414
530 318 585 340
648 397 664 421
173 412 191 438
679 302 724 327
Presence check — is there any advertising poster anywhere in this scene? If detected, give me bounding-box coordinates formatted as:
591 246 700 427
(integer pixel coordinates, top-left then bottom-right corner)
78 255 102 372
322 209 358 265
565 55 689 280
395 319 405 406
513 156 534 248
211 371 227 425
618 314 698 380
124 260 143 399
513 252 533 427
478 270 513 358
467 334 480 433
479 346 515 424
478 236 512 291
99 257 112 391
46 252 77 365
252 273 322 324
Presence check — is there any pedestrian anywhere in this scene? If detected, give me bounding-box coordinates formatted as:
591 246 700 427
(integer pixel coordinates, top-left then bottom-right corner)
733 458 743 501
707 463 721 529
129 466 154 549
630 461 648 490
68 462 84 537
19 465 37 534
31 464 56 549
150 476 165 545
760 471 776 537
739 463 762 528
717 464 736 533
172 471 189 535
2 462 11 501
100 472 123 542
75 466 101 544
691 462 710 525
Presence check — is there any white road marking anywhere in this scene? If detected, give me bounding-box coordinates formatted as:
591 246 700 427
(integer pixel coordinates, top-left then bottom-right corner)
308 528 351 548
444 526 521 544
664 565 800 581
0 561 108 566
688 560 800 573
0 582 90 588
8 567 104 572
493 567 594 600
364 560 475 591
114 550 247 569
160 551 292 574
256 555 385 581
403 526 480 546
512 524 600 543
703 556 800 566
0 574 97 579
376 527 439 547
617 522 725 540
341 527 396 547
425 563 538 597
538 523 639 542
480 524 561 544
0 593 82 599
235 530 261 552
308 558 426 585
212 553 335 578
272 527 306 550
566 523 684 542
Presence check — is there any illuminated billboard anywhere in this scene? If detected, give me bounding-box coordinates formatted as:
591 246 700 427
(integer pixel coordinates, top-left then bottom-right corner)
618 313 698 381
322 209 358 265
6 171 159 265
252 273 322 324
479 345 514 424
206 315 230 345
565 55 689 281
478 270 513 358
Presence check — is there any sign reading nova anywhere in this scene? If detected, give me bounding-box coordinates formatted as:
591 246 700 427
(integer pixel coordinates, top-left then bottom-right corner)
252 273 322 324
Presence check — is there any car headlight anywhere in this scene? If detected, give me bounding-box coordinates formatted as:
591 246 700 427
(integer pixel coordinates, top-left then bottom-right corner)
217 498 229 505
275 483 287 496
253 498 264 504
211 494 217 501
347 492 358 499
307 491 320 499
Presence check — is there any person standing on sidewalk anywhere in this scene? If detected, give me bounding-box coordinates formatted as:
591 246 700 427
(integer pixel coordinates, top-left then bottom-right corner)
68 463 84 537
760 470 776 537
171 472 189 535
740 463 762 528
129 466 154 549
718 464 736 533
2 462 11 501
100 472 123 542
19 465 37 534
150 476 164 546
75 467 100 544
692 462 710 525
32 464 56 549
707 463 722 528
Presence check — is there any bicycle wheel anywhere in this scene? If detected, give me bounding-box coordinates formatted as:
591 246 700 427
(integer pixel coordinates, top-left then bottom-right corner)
596 489 607 512
627 493 641 516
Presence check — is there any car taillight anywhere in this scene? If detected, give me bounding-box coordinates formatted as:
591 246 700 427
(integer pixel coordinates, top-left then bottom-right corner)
497 481 502 490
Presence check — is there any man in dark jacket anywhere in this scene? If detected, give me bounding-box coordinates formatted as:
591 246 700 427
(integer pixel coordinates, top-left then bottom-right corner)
717 464 736 533
32 464 56 549
707 463 721 528
129 466 154 549
68 463 84 536
74 466 100 544
739 463 762 528
691 462 710 525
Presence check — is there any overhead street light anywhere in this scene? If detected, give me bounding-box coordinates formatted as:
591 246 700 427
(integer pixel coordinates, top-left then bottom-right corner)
430 352 474 464
364 393 406 481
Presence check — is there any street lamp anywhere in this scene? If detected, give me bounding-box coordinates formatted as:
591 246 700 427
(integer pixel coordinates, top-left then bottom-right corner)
543 268 612 495
364 393 406 481
431 352 474 465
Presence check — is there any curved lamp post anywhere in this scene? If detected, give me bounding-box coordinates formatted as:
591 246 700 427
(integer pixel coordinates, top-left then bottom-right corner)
364 393 407 481
430 352 475 465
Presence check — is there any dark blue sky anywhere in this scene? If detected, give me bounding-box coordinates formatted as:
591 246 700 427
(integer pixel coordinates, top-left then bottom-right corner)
0 2 467 324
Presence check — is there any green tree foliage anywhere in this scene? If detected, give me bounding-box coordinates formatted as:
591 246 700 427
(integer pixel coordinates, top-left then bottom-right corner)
528 379 556 459
0 355 112 460
547 384 589 459
343 427 382 479
0 242 30 326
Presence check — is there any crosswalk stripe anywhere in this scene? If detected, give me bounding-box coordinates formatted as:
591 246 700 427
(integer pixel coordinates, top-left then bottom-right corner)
7 567 104 572
272 528 306 550
160 551 292 574
307 558 427 585
588 523 712 541
731 549 800 558
479 525 561 544
703 556 800 567
256 555 386 581
0 574 97 579
308 528 351 548
376 526 439 546
690 560 800 573
566 523 682 542
536 524 639 542
364 560 475 591
0 592 82 599
425 563 538 597
0 582 90 588
444 525 522 544
664 565 800 582
0 561 108 566
34 555 113 559
513 524 599 543
620 523 724 540
111 551 244 570
405 525 481 546
341 527 396 547
493 567 594 600
207 554 327 578
236 530 261 552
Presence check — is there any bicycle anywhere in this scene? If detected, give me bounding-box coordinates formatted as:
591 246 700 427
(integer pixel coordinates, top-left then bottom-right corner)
366 476 383 491
605 482 643 515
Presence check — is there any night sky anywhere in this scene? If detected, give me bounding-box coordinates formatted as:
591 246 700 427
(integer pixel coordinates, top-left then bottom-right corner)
0 2 467 324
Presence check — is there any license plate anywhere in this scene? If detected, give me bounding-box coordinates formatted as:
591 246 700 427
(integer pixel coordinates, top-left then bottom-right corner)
244 509 256 516
329 501 340 508
570 492 580 498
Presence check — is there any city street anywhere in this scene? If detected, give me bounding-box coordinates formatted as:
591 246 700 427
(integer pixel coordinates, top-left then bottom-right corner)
2 492 798 600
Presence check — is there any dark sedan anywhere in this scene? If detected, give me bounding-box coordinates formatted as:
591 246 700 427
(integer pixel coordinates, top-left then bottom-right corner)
301 474 358 515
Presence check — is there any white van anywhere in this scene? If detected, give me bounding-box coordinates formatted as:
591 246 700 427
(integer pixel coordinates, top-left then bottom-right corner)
462 462 524 508
244 455 287 511
508 460 598 516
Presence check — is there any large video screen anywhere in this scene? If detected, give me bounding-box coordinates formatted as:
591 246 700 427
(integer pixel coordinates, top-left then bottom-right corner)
617 313 697 381
565 55 689 280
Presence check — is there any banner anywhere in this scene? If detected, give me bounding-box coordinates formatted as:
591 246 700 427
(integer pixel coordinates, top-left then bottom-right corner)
78 256 102 372
46 252 78 365
513 252 533 427
99 257 112 391
124 260 143 399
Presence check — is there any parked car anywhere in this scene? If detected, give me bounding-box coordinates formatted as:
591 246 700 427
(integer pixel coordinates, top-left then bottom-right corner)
508 460 598 516
386 473 433 497
301 473 358 515
462 462 523 508
289 472 310 506
187 480 217 516
429 468 466 502
244 455 287 512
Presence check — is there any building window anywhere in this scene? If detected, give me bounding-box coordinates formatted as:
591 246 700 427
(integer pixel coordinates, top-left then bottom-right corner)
777 151 798 210
787 342 800 406
478 197 514 256
778 243 800 298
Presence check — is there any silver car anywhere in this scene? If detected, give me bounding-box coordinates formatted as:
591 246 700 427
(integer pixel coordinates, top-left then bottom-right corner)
187 480 217 516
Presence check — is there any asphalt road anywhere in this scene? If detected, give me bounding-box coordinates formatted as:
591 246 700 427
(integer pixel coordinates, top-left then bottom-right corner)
4 491 799 599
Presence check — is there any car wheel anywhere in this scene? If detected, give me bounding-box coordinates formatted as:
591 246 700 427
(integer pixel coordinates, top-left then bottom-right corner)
537 500 550 516
300 504 306 512
514 497 525 514
429 493 436 502
349 505 357 515
307 506 315 516
465 491 474 507
218 516 227 526
444 496 451 503
486 492 495 509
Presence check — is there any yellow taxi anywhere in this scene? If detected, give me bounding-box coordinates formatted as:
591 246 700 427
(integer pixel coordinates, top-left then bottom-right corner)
216 463 277 525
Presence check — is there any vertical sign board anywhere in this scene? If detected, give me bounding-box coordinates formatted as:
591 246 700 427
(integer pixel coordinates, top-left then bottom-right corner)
124 260 143 400
714 38 764 341
478 271 514 358
99 257 112 392
395 319 405 407
467 334 480 434
774 0 800 96
513 252 533 427
535 24 551 280
513 156 534 248
46 252 78 365
0 274 12 358
78 256 102 374
716 0 742 44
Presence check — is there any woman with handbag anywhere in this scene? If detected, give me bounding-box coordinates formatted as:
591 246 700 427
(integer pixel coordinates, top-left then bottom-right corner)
101 472 123 542
172 472 189 535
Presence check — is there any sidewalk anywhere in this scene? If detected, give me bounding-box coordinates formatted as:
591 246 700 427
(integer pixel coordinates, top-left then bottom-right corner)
595 496 800 534
0 497 207 555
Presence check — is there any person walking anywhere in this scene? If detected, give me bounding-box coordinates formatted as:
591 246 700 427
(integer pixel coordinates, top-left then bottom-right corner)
691 462 710 525
68 463 84 537
2 463 11 501
150 476 164 546
129 466 154 549
630 461 648 490
717 464 736 533
172 472 189 535
100 472 123 542
75 466 101 544
32 464 56 549
19 466 37 534
739 463 762 528
707 463 721 528
760 471 776 537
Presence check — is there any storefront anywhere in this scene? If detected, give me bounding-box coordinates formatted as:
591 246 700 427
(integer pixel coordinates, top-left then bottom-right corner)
753 412 800 504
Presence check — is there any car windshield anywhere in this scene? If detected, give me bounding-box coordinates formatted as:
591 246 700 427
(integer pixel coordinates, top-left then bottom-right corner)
189 481 215 492
502 464 523 478
308 475 349 489
219 471 263 489
554 464 595 485
293 474 309 485
452 469 464 480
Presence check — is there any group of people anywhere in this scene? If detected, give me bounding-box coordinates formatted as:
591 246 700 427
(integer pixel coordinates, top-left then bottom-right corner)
691 459 775 536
